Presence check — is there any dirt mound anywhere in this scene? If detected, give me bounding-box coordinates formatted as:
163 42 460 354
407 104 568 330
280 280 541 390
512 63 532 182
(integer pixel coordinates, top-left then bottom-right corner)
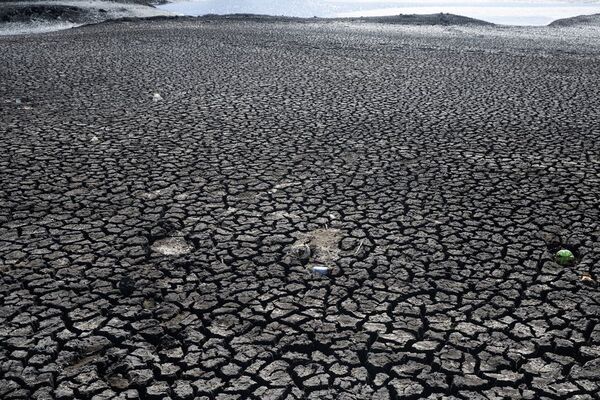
0 4 87 23
549 13 600 27
191 12 494 27
346 13 494 26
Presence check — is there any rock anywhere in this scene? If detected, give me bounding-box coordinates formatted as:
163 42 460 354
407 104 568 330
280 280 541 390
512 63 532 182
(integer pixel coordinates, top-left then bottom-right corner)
128 369 154 386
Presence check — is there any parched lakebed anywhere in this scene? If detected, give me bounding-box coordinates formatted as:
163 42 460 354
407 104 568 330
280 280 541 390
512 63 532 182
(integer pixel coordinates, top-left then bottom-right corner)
1 17 600 400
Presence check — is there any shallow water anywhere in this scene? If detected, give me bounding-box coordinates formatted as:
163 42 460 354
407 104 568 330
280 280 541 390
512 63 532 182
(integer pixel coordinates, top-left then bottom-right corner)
157 0 600 26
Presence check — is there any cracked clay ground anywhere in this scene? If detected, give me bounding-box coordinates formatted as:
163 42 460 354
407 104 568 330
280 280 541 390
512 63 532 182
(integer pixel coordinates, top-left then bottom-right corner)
1 18 600 400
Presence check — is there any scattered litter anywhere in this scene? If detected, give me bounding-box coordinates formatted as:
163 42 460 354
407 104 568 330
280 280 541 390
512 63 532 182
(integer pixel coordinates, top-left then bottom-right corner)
153 93 163 102
555 249 575 266
291 228 342 263
354 239 365 255
580 274 595 285
312 265 329 276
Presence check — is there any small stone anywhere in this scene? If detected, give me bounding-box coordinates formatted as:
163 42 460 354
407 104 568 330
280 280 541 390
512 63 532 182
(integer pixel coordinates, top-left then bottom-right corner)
173 380 194 400
412 340 439 351
128 369 153 386
146 381 170 398
389 379 424 397
143 298 156 309
108 375 129 390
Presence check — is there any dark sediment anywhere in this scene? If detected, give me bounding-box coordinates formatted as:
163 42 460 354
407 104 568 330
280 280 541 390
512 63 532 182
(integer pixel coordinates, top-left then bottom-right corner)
0 18 599 400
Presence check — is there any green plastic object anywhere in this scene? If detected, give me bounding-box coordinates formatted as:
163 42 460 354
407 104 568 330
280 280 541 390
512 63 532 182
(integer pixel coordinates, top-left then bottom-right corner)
555 249 575 266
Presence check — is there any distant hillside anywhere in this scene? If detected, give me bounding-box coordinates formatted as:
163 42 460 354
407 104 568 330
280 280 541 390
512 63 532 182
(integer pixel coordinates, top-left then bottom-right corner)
549 13 600 27
342 13 494 26
0 3 493 35
0 4 87 23
191 12 494 27
0 1 171 35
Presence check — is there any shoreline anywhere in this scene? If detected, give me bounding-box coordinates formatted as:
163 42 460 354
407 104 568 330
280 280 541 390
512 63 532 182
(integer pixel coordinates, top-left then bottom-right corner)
1 1 599 36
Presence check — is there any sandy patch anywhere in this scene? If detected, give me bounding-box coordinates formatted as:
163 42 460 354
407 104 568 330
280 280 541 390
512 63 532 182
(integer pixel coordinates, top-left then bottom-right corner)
151 236 194 256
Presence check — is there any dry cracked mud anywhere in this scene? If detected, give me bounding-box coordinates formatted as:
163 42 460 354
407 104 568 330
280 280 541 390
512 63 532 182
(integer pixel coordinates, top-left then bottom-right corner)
1 17 600 400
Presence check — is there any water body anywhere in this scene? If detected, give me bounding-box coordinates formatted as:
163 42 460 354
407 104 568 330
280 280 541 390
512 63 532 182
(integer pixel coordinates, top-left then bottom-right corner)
158 0 600 26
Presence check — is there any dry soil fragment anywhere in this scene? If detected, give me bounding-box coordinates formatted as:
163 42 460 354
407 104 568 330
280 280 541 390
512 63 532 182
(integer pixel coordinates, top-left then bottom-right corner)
151 237 193 256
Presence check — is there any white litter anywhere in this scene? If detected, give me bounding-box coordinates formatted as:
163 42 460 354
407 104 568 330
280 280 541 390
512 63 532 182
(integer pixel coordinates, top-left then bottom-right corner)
312 265 329 275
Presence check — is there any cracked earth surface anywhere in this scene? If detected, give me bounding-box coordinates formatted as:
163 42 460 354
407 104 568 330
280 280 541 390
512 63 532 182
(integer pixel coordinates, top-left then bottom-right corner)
1 18 600 400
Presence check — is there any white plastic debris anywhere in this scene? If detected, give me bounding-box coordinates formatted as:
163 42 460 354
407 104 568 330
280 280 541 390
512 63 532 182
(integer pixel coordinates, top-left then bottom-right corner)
153 93 163 102
312 265 329 276
90 135 99 143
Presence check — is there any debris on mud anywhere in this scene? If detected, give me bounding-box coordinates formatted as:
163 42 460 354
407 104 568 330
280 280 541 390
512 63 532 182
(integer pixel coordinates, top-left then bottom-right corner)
291 228 342 263
580 274 596 285
153 93 163 102
555 249 575 266
312 265 329 276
